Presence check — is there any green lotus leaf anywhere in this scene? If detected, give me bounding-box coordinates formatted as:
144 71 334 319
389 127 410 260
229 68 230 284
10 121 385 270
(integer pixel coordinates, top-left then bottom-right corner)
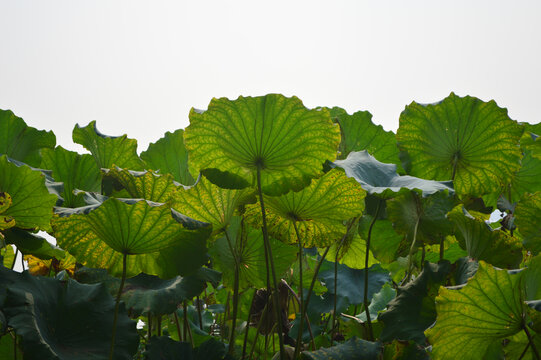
509 148 541 201
332 151 454 199
450 257 479 286
3 228 64 260
209 217 297 289
52 197 212 277
358 283 396 322
0 192 15 230
40 146 101 208
184 94 341 195
387 190 455 245
72 120 144 170
426 262 525 359
0 155 57 231
0 109 56 167
244 168 365 247
323 231 378 270
141 129 196 186
301 337 382 360
3 271 138 359
397 92 523 197
379 261 451 344
328 106 401 166
521 122 541 160
319 262 390 305
523 254 541 301
358 216 405 264
515 192 541 255
173 176 251 235
102 167 183 203
74 266 220 317
448 205 523 268
382 340 430 360
1 245 15 268
504 331 541 360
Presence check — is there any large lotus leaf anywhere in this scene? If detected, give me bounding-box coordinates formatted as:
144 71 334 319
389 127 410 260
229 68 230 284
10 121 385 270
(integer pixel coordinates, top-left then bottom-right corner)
426 262 525 359
3 271 139 359
397 93 523 197
0 155 57 231
3 228 64 260
209 217 297 289
72 120 144 170
521 122 541 160
448 205 523 268
0 109 56 167
319 262 390 305
379 261 450 344
358 283 396 322
40 146 101 208
332 151 454 199
244 168 365 247
52 197 211 277
141 129 196 186
173 176 250 235
184 94 341 196
74 266 220 317
328 107 401 166
387 190 455 245
0 192 15 230
515 192 541 255
509 148 541 201
102 167 182 203
323 231 378 270
301 337 382 360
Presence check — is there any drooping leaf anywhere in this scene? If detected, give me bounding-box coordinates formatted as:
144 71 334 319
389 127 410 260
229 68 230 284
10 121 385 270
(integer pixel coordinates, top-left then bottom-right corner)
448 205 523 268
0 109 56 167
72 120 144 170
209 217 297 289
3 228 64 260
426 262 526 359
328 107 401 167
102 167 182 203
515 192 541 255
379 261 451 344
397 92 523 197
244 169 365 247
40 146 101 208
75 266 220 317
141 129 196 186
3 271 139 360
301 337 382 360
184 94 341 195
332 151 454 199
173 176 251 235
52 197 212 277
0 192 15 230
0 155 57 231
358 283 396 322
319 262 390 305
387 190 455 245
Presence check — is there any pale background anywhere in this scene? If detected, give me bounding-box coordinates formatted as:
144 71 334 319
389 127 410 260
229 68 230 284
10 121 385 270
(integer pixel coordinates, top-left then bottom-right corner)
1 1 540 269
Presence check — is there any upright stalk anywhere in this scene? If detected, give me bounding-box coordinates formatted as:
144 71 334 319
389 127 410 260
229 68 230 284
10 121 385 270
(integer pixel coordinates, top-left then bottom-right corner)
256 167 285 359
439 235 445 261
292 222 304 357
364 201 381 341
330 250 339 345
11 249 18 270
404 218 421 284
242 290 257 359
225 230 241 355
173 311 182 341
183 301 194 347
523 323 541 360
109 252 128 360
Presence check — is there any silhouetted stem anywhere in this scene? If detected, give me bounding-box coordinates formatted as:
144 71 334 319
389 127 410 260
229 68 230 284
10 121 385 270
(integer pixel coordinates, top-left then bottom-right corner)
224 230 241 355
174 311 182 342
439 236 445 261
11 249 18 270
364 202 381 341
242 291 257 359
256 167 285 360
109 252 127 360
248 302 269 360
523 323 541 360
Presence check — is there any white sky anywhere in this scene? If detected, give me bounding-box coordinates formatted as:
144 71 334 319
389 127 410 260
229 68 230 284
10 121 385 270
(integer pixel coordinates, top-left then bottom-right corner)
1 0 540 154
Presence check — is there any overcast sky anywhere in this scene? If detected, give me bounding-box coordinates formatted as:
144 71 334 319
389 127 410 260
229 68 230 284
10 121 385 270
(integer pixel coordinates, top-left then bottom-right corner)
1 1 540 154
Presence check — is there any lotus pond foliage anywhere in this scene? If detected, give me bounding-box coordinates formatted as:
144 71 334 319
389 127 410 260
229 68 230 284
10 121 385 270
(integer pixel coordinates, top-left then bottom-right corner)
0 93 540 359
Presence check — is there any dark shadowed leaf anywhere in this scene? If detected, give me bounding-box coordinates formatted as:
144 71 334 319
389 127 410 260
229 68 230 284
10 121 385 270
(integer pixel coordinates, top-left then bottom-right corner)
301 337 382 360
3 228 64 260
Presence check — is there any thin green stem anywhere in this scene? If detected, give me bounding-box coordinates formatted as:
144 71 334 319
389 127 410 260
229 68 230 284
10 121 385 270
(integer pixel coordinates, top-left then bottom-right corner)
109 252 127 360
256 167 285 360
229 263 240 354
174 311 182 342
242 290 257 359
404 218 421 284
523 323 541 360
184 301 194 348
330 251 339 346
439 235 445 261
11 248 18 270
292 222 304 359
195 296 203 331
248 302 268 360
364 202 381 341
147 314 152 339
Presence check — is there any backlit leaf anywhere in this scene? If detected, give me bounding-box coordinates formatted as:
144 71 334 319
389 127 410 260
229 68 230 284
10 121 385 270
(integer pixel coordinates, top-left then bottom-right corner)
515 192 541 255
